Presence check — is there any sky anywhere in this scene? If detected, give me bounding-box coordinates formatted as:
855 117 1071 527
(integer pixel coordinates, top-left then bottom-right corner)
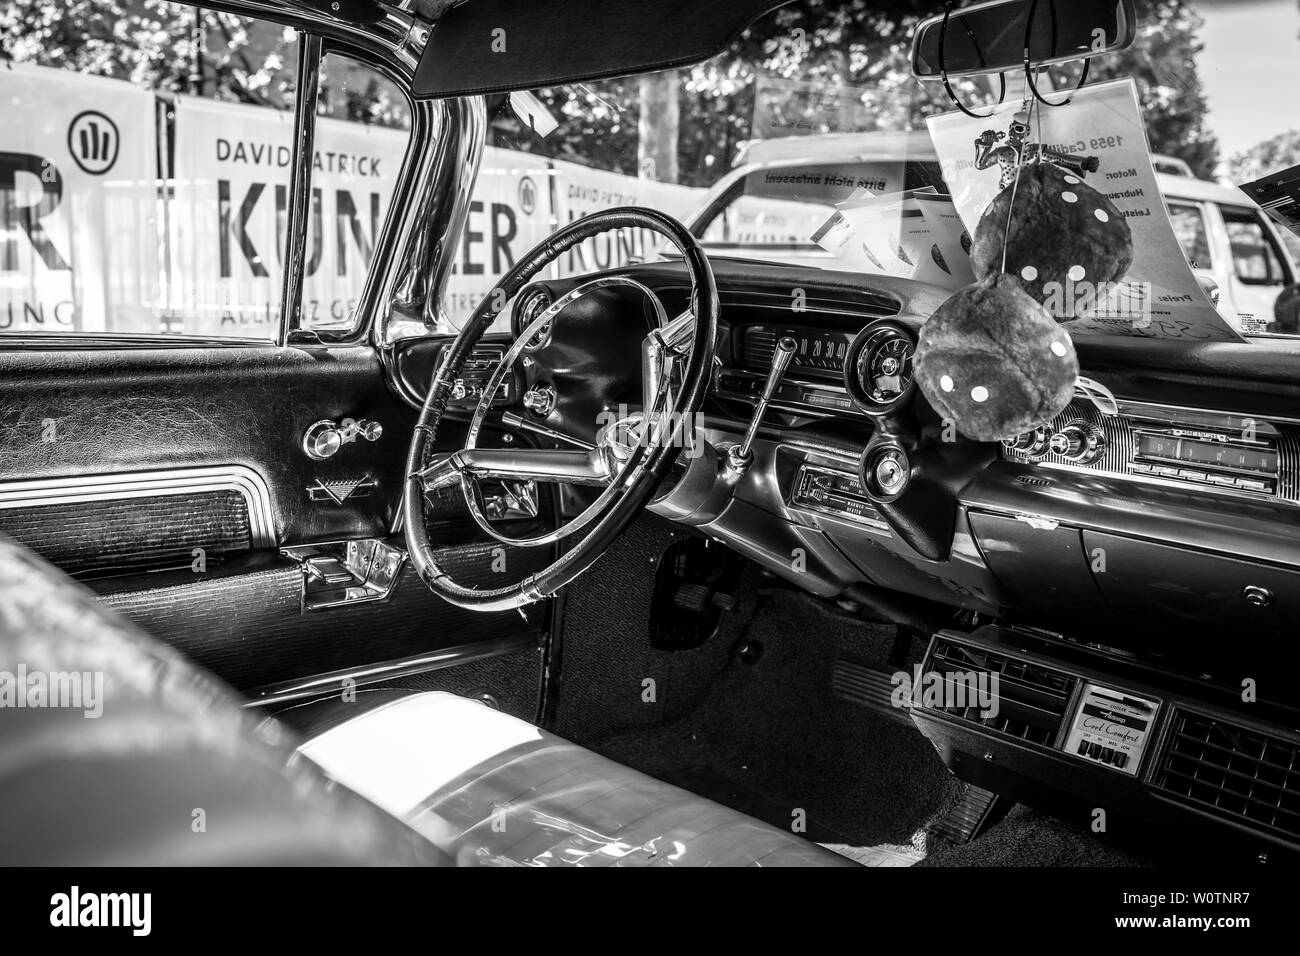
1194 0 1300 163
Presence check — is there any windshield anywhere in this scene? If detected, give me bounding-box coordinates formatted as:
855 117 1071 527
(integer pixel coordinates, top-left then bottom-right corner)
483 0 1300 339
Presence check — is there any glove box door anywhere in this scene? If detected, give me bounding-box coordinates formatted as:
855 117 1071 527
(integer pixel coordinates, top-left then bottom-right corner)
1081 530 1300 645
968 511 1117 637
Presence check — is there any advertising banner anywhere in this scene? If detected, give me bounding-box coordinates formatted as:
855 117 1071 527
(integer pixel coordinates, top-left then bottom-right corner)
549 157 702 280
0 63 158 334
171 94 409 338
3 64 706 339
440 146 558 329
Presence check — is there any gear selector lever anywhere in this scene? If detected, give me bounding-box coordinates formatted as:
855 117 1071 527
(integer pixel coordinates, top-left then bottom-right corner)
726 336 798 475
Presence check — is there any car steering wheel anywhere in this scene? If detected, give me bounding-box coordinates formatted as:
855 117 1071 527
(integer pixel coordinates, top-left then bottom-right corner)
402 207 719 611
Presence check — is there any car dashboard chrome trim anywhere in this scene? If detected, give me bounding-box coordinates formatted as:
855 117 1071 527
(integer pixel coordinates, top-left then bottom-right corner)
0 466 276 548
1002 396 1300 507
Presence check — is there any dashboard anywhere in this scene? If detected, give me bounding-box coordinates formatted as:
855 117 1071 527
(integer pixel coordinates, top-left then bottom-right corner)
389 257 1300 858
474 261 1300 655
716 314 918 418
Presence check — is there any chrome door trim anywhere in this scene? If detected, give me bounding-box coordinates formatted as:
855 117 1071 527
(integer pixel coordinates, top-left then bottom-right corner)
244 632 538 708
281 31 323 341
0 466 276 548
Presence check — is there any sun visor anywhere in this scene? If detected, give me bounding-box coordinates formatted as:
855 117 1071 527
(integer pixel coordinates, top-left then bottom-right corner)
411 0 790 98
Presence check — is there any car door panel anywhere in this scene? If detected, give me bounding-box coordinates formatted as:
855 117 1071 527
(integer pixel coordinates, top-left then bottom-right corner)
0 344 550 694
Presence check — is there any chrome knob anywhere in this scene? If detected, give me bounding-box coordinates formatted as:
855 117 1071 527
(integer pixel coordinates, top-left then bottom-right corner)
522 384 557 417
1242 585 1273 608
1050 423 1103 463
1049 426 1084 459
303 418 383 460
303 421 343 460
1003 426 1050 457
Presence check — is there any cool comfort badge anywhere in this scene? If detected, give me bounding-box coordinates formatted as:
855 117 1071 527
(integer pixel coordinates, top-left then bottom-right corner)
1061 683 1160 777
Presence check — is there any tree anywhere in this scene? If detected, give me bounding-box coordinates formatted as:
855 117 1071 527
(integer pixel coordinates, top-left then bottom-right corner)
1229 130 1300 184
0 0 405 126
0 0 296 107
1090 0 1220 178
492 0 1220 187
6 0 1221 183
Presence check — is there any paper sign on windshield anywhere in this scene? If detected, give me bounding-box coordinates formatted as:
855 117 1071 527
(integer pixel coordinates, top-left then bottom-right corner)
927 78 1246 342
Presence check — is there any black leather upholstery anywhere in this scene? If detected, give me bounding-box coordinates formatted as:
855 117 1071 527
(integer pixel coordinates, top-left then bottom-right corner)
0 534 850 867
0 535 447 865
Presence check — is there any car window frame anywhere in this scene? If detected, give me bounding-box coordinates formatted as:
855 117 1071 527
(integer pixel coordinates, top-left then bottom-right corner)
284 40 420 348
0 2 424 352
1164 198 1215 274
1218 203 1295 289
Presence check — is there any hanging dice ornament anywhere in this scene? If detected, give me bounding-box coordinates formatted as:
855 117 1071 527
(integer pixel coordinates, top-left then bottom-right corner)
970 162 1133 321
914 273 1079 442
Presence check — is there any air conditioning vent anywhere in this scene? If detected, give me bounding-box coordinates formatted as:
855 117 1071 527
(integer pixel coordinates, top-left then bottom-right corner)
1151 709 1300 842
924 638 1078 746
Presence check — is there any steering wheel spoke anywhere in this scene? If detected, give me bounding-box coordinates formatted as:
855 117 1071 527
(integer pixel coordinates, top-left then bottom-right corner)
403 206 718 611
419 446 613 495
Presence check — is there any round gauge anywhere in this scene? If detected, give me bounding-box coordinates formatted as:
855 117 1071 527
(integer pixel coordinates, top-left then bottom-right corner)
844 320 917 415
515 287 554 351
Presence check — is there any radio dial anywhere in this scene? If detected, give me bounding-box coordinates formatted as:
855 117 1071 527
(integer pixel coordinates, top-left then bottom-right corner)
1003 426 1050 458
1050 424 1104 464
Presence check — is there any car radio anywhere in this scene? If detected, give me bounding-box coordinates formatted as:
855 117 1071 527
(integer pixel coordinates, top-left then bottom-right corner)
447 345 516 407
1128 426 1279 495
1001 399 1294 502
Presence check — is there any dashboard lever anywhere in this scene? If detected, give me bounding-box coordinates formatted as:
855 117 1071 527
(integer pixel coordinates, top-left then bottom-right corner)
500 411 596 450
727 336 798 475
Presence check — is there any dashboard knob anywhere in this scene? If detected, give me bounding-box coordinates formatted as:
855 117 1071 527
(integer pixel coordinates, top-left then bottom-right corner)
1049 427 1085 459
1003 426 1050 457
1049 423 1104 464
523 384 557 417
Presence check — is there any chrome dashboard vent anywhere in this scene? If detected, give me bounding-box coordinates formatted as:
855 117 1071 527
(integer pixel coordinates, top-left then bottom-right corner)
1151 709 1300 842
923 639 1078 747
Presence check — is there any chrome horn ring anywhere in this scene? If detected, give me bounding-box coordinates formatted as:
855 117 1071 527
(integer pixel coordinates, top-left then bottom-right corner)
450 276 671 548
402 206 719 612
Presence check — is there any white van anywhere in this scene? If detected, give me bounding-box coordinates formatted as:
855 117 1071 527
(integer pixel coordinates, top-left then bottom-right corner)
686 133 1299 335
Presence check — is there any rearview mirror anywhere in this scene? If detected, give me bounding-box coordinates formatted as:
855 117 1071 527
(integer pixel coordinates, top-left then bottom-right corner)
911 0 1137 79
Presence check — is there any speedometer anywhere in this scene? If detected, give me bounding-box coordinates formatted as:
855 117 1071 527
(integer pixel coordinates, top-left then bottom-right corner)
844 320 917 415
